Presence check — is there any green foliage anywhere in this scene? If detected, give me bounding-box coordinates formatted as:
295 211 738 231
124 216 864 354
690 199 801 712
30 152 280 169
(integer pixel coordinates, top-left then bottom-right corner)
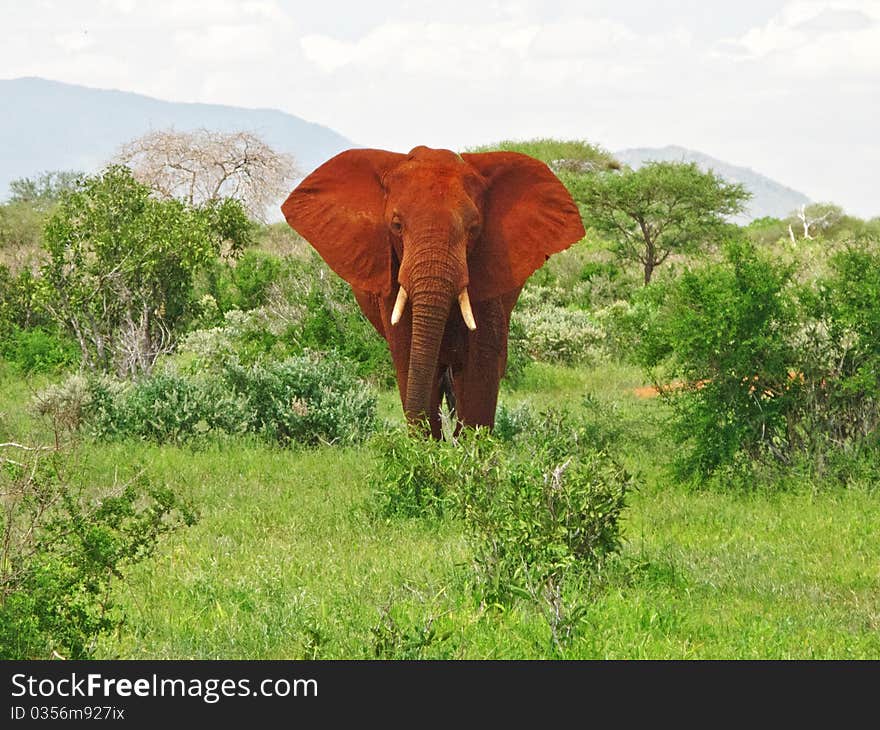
465 138 620 175
636 240 797 476
40 352 377 446
636 238 880 481
494 401 537 442
221 355 377 446
511 299 603 365
0 326 79 374
0 201 46 271
190 252 395 386
0 452 195 659
0 265 49 333
570 161 750 284
793 242 880 456
40 165 253 376
7 171 83 210
371 412 633 645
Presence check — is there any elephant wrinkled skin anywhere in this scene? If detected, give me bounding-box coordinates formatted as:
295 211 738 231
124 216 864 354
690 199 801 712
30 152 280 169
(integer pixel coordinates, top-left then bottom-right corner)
281 146 585 437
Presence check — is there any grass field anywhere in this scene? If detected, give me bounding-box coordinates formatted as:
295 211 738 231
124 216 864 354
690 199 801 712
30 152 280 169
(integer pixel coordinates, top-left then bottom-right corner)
2 360 878 659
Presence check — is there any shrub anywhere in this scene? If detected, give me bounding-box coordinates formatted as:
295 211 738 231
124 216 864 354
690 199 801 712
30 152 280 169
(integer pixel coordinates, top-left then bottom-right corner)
0 325 79 374
37 352 377 446
40 165 252 377
223 354 377 446
503 317 531 387
188 253 395 386
85 372 248 443
636 238 880 482
0 449 196 659
636 240 798 476
371 412 634 646
590 300 640 362
493 401 537 442
512 305 603 365
791 242 880 464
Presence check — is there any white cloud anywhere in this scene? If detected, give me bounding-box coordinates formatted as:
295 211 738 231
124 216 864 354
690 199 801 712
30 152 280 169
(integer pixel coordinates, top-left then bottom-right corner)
718 1 880 77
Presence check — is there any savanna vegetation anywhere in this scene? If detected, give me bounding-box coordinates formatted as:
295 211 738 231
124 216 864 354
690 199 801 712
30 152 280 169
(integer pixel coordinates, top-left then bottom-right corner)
1 135 878 659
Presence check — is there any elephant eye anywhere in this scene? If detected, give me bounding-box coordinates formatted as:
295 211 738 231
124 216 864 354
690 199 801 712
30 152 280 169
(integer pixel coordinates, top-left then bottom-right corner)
467 220 481 238
390 216 403 235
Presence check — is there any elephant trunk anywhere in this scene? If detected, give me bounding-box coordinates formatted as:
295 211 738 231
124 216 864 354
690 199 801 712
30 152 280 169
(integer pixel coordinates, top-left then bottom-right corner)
404 287 453 427
400 247 464 427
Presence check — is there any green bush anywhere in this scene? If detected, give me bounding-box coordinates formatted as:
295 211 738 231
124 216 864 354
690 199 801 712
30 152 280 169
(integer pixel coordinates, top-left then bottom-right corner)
38 352 377 446
222 354 377 446
636 240 797 477
85 372 248 443
40 165 252 376
189 253 395 386
792 242 880 462
494 401 537 442
0 325 79 374
503 317 532 387
371 412 633 645
0 452 195 659
512 305 603 365
636 238 880 482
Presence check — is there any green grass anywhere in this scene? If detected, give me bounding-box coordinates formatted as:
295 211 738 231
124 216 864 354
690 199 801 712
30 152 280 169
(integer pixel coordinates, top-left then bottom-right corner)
3 359 879 658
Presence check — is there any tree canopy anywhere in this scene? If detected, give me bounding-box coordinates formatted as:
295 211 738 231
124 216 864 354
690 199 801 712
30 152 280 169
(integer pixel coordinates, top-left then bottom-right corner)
41 165 252 376
571 161 750 284
116 129 297 221
465 138 620 176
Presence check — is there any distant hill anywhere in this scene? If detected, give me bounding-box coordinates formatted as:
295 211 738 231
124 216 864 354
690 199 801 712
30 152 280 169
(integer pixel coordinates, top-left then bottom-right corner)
613 145 810 223
0 77 354 206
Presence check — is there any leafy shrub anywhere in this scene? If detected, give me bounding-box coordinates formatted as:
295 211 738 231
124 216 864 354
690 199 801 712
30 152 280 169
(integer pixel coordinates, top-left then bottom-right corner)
636 240 797 476
371 412 634 645
38 352 377 446
85 372 248 443
222 354 377 446
0 450 195 659
493 401 537 442
198 249 284 314
40 165 252 377
636 238 880 482
503 317 532 387
791 242 880 462
590 300 640 362
31 373 97 433
512 305 603 365
0 325 79 374
189 253 395 386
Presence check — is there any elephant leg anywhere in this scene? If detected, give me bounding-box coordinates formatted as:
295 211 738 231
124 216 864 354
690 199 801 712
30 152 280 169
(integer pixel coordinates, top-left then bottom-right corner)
451 293 517 430
452 358 503 429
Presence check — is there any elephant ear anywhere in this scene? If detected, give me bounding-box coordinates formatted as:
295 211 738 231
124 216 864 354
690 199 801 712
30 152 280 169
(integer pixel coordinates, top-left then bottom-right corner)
462 152 585 302
281 149 406 295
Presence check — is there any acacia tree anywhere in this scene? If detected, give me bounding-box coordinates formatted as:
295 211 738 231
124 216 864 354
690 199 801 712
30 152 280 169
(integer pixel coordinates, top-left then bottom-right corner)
466 138 620 176
116 129 297 221
572 162 750 284
41 165 252 376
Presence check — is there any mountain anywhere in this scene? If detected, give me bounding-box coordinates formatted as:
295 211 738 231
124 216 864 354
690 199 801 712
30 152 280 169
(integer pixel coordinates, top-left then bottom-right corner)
0 77 354 202
613 145 810 223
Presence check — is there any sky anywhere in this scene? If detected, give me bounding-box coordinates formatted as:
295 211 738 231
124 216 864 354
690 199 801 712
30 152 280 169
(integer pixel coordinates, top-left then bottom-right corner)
1 0 878 216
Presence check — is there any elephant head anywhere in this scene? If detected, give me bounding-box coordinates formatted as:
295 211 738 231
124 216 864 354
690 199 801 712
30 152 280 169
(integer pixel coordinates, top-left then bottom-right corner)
281 146 585 427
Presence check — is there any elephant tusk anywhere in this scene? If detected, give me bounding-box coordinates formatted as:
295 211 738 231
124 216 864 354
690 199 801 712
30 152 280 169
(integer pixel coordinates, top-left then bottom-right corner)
458 289 477 331
391 286 408 325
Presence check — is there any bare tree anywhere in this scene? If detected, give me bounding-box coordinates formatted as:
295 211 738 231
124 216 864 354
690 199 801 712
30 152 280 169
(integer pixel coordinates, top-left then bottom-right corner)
116 128 297 221
789 203 843 241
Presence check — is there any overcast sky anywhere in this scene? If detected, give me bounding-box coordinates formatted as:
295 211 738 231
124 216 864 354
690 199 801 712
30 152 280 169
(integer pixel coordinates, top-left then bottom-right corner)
1 0 878 216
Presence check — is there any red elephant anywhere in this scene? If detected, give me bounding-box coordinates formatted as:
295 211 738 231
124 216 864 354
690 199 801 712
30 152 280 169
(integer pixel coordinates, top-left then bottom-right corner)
281 146 584 437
